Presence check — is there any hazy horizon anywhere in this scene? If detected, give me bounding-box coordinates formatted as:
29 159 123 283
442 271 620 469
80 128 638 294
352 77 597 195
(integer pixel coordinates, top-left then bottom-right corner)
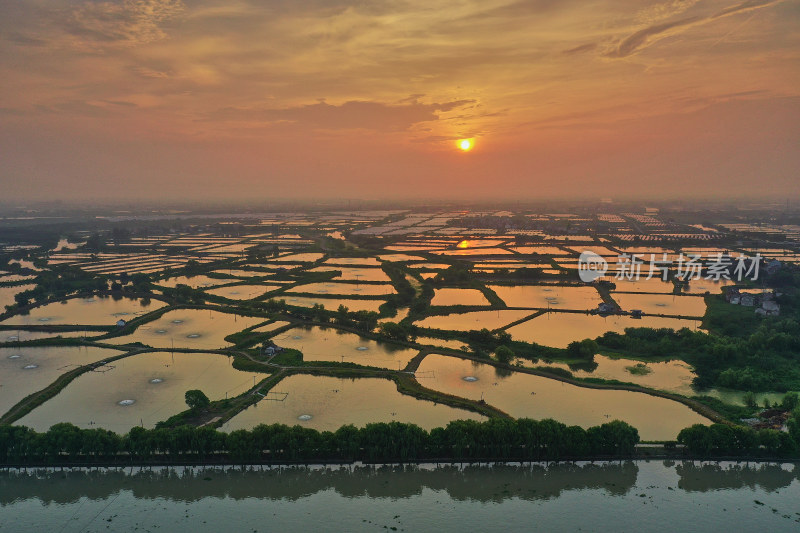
2 0 798 202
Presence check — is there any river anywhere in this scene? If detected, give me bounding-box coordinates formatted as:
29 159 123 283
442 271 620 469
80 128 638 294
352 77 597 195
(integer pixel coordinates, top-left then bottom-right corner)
1 461 798 532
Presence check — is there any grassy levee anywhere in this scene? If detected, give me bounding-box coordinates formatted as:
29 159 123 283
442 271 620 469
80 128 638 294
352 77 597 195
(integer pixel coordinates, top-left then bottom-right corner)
158 369 290 429
478 284 506 307
224 320 296 349
393 372 511 420
494 310 545 332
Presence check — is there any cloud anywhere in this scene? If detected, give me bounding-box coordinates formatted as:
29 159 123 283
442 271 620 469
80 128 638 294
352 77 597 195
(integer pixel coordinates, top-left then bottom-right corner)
212 99 476 131
64 0 185 47
607 16 700 58
607 0 784 58
563 43 597 55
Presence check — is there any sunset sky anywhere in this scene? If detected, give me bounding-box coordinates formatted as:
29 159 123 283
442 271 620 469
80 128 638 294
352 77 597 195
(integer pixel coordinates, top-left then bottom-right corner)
1 0 798 203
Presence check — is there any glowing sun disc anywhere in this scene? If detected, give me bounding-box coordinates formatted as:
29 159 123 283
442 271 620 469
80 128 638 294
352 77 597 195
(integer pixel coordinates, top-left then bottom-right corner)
457 138 474 151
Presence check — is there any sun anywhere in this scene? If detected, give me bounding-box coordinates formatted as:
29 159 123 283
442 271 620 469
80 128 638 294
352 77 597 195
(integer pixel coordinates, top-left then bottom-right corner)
457 138 474 151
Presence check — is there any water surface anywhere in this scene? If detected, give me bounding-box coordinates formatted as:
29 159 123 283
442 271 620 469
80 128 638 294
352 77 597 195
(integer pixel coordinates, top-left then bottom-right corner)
223 374 483 432
3 462 797 533
416 354 710 440
506 312 701 348
16 351 262 432
109 309 262 349
0 346 120 416
2 296 163 327
272 326 418 369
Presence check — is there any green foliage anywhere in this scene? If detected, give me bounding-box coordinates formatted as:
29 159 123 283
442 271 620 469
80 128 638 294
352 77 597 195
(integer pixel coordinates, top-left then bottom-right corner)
164 284 205 304
185 390 210 410
465 328 512 352
690 396 754 422
379 321 414 342
743 391 757 409
332 307 379 332
434 264 473 284
381 263 416 306
0 418 642 464
7 265 109 306
231 355 272 373
566 339 598 360
678 423 797 457
535 366 574 379
494 345 515 364
597 322 800 392
625 363 652 376
781 392 799 411
702 295 762 337
269 349 303 366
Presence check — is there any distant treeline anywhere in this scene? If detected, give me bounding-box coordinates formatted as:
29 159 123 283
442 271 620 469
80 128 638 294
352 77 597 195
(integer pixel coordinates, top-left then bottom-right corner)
678 422 799 457
597 322 800 392
0 418 639 465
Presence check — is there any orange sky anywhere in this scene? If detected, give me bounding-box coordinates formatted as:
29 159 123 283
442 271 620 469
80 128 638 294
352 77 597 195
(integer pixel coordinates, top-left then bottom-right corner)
1 0 798 202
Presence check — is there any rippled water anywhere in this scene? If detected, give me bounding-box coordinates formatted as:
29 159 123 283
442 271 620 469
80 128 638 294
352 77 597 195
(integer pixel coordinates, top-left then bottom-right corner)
1 462 797 533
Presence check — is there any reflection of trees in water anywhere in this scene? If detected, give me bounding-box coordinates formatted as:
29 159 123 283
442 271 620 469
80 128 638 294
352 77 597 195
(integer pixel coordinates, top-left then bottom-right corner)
676 462 798 492
568 360 598 373
0 462 638 505
493 366 513 379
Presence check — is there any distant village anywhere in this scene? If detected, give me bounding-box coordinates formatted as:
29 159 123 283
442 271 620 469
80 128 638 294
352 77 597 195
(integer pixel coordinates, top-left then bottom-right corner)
725 287 781 317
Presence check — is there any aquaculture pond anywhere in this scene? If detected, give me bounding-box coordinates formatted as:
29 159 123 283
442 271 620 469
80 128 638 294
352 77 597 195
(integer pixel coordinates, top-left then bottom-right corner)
0 330 101 343
0 346 120 416
322 257 382 266
271 326 419 369
223 374 484 432
156 275 234 289
309 266 391 282
277 296 385 313
0 284 35 309
414 336 470 351
488 285 602 309
606 277 677 294
430 288 490 306
204 284 282 300
506 312 701 348
681 278 735 294
287 282 396 296
1 296 164 327
414 310 534 331
15 351 262 433
529 355 698 396
612 293 707 317
109 309 263 349
416 354 711 441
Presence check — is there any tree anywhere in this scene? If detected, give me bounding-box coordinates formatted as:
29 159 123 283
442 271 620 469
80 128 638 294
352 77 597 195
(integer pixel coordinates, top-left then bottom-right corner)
185 389 210 410
743 391 757 409
567 339 598 360
781 392 799 411
379 321 412 342
494 345 515 364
